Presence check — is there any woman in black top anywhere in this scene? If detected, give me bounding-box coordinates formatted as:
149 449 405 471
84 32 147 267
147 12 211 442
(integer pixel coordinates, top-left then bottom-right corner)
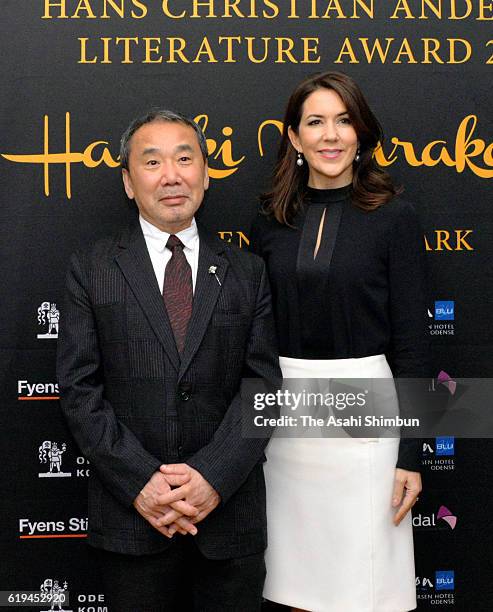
250 72 428 612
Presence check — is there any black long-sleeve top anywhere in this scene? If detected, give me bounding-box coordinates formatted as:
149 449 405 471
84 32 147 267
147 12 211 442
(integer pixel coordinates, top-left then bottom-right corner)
249 185 430 471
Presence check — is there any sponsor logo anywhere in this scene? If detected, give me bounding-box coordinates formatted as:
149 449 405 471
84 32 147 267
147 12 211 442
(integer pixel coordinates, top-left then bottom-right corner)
39 441 71 478
40 578 71 612
437 505 457 530
18 380 59 400
422 437 455 471
416 572 455 605
429 371 456 395
36 578 107 612
37 441 90 479
436 570 455 591
416 576 434 589
437 371 457 395
18 518 88 539
428 303 455 335
435 301 455 321
436 437 455 456
37 302 60 339
413 505 457 530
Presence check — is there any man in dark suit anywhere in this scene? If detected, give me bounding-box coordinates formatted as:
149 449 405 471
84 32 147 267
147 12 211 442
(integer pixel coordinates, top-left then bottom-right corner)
56 109 281 612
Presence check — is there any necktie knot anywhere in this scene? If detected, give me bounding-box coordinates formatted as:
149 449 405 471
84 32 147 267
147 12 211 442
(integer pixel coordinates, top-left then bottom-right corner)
166 235 183 251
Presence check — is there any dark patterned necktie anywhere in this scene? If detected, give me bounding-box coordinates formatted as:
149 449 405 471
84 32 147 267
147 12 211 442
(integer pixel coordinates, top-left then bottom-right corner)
163 235 192 354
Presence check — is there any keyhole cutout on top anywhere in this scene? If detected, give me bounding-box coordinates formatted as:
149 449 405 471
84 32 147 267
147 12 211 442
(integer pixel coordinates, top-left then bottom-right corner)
313 208 326 259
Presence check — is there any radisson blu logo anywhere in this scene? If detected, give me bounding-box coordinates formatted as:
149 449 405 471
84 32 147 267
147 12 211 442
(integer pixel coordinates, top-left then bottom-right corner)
434 301 454 321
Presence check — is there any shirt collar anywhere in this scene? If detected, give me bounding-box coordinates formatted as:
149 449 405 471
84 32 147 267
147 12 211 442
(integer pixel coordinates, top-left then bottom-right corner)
139 216 199 254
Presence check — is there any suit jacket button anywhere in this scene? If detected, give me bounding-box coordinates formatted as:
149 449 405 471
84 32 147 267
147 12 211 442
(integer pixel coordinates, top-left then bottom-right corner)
180 391 190 401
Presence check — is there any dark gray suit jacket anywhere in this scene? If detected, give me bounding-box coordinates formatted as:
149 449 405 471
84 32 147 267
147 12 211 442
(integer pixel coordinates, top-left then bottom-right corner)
56 220 281 558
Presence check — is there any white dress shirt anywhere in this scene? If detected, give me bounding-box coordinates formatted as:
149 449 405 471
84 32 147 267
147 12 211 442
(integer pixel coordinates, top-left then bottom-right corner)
139 215 200 294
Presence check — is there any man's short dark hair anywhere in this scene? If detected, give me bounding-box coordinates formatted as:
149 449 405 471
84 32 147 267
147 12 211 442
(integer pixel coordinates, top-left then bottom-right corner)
120 109 208 170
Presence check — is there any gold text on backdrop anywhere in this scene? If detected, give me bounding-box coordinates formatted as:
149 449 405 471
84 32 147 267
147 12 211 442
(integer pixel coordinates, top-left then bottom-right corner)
335 37 472 64
424 230 474 251
42 0 376 20
41 1 493 21
0 113 243 198
78 36 321 64
217 232 249 247
2 113 491 199
259 115 493 178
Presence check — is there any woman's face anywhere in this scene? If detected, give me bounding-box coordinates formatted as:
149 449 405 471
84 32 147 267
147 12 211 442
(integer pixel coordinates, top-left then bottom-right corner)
288 88 358 189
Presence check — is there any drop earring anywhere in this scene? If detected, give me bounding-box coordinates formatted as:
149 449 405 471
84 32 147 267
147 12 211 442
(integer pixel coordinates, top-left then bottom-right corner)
296 152 304 167
354 145 361 163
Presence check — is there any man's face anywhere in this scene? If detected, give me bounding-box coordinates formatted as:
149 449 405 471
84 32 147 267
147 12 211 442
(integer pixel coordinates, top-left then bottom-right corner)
122 120 209 233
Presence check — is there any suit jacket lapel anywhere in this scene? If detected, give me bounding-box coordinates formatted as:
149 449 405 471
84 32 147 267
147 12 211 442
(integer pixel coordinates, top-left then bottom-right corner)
178 226 228 380
115 221 181 372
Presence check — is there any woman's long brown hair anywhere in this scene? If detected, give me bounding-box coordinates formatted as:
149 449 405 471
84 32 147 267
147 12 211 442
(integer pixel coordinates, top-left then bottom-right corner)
262 71 401 225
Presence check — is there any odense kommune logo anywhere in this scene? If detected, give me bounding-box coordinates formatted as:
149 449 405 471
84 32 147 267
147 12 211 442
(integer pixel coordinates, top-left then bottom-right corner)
36 440 90 479
37 578 107 612
37 301 60 339
40 578 70 612
39 441 71 478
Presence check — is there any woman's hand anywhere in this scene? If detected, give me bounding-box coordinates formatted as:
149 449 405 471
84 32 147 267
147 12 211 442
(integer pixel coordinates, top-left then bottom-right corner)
392 468 422 526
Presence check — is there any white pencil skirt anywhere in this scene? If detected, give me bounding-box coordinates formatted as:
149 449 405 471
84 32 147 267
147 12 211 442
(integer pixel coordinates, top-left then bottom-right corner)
263 354 417 612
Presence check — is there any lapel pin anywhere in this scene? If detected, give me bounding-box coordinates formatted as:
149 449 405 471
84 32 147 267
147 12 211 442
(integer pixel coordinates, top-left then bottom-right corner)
208 265 222 286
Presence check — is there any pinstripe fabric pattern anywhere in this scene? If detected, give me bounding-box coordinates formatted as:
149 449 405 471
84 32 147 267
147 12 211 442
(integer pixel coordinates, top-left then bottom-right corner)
89 268 126 304
163 235 192 354
129 340 166 378
57 221 282 558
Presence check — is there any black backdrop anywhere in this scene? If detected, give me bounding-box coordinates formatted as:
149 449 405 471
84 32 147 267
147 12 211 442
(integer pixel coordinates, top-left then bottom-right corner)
1 1 493 610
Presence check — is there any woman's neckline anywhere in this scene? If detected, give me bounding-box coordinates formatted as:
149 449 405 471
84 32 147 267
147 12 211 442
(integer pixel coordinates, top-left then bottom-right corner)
305 183 352 204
